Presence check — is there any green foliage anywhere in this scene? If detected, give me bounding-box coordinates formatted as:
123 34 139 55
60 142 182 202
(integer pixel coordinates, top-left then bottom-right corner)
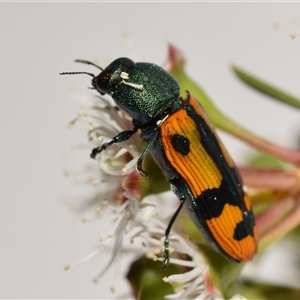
232 65 300 110
126 256 181 300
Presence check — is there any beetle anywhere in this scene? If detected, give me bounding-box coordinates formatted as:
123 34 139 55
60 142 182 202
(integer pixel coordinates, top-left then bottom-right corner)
61 57 258 267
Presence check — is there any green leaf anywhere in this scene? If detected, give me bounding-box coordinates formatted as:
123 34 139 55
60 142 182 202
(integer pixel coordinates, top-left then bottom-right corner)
141 154 170 199
232 65 300 110
126 256 181 300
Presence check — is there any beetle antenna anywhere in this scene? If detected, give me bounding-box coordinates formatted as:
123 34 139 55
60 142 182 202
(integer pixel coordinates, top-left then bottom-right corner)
59 71 96 78
75 59 103 71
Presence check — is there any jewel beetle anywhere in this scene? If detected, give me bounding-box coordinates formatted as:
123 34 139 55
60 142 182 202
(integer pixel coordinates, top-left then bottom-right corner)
61 57 258 267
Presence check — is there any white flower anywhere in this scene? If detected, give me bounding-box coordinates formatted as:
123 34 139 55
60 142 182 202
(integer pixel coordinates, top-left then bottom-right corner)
64 92 160 289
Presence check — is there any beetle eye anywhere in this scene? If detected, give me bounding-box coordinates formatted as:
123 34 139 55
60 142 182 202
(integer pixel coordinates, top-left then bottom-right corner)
94 69 113 94
94 58 135 95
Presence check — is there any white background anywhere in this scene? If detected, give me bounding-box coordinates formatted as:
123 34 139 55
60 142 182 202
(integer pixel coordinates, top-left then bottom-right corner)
1 2 300 299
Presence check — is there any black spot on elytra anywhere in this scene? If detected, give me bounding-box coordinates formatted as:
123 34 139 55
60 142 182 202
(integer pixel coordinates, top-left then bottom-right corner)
193 179 247 220
171 134 190 155
195 187 228 219
233 211 255 240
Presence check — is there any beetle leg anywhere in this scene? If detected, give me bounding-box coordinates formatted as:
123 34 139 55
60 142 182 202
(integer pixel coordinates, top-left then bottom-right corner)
90 128 138 159
136 130 159 177
163 198 185 268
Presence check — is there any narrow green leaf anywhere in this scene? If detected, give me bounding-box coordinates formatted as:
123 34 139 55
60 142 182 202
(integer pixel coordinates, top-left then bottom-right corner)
232 65 300 110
